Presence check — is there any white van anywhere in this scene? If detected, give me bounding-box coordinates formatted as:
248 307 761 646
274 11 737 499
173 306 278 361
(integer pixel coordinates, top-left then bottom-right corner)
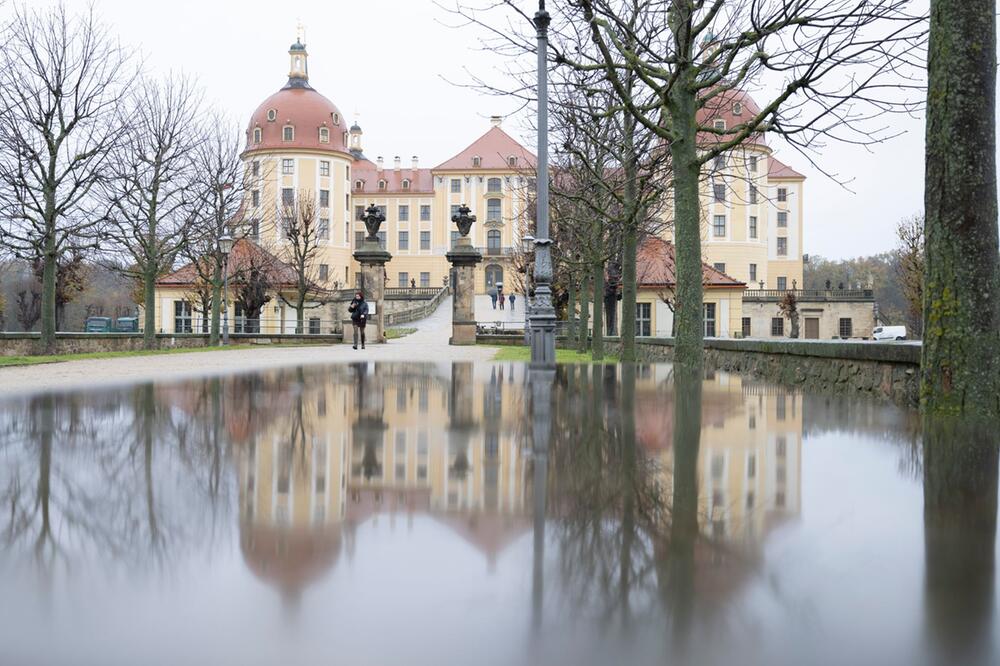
873 325 907 341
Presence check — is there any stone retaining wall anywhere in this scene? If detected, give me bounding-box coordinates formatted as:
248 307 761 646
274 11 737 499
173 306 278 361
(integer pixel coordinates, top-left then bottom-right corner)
599 337 921 406
0 332 338 356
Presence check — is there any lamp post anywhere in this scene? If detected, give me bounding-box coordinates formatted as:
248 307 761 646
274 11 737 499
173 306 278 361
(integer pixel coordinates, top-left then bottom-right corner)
218 233 234 345
530 1 556 368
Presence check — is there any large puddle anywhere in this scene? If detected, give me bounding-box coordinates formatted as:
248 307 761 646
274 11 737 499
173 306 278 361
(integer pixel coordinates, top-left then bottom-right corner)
0 362 997 665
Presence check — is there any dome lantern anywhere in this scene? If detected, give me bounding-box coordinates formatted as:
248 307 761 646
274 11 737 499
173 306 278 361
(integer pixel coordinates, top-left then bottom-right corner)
287 35 309 88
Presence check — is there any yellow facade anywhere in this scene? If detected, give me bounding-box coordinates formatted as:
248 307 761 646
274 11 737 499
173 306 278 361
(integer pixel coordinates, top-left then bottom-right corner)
628 285 745 338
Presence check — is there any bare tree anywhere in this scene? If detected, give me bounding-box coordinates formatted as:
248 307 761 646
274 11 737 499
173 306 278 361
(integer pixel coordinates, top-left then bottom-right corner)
230 241 277 334
894 214 923 337
0 3 135 351
921 0 998 416
276 190 329 333
103 73 205 348
15 284 41 331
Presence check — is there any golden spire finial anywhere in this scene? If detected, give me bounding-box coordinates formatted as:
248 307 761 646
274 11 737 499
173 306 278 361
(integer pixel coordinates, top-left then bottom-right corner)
296 19 305 44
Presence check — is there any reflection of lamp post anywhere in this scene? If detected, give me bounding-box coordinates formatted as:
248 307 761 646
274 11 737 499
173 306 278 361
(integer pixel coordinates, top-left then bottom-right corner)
530 0 555 367
218 233 234 346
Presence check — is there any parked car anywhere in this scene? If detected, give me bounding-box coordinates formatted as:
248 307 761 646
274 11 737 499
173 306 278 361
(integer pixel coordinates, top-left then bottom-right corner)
873 325 907 341
84 317 113 333
115 317 139 332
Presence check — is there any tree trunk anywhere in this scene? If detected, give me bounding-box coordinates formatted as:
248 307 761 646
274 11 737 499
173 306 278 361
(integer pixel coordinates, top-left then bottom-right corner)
620 118 639 363
592 260 605 361
143 264 157 349
668 85 704 368
567 280 576 342
577 273 590 352
210 262 222 346
921 0 1000 416
40 233 57 353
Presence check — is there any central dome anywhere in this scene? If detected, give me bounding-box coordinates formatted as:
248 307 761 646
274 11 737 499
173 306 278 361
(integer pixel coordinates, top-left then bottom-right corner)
243 40 349 156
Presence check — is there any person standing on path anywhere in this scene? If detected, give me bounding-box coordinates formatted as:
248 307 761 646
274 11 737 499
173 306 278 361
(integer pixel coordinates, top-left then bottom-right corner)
348 291 369 349
498 285 505 310
508 293 515 311
489 287 498 310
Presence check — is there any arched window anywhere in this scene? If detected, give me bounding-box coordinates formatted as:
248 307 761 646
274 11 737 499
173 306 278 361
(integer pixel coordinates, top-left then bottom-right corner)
267 109 277 122
343 131 349 146
283 125 294 141
401 179 410 190
487 177 501 193
487 229 501 253
472 155 482 167
733 102 743 115
319 127 330 143
253 127 262 143
486 198 502 222
355 180 364 191
507 156 518 168
332 112 340 125
378 179 387 191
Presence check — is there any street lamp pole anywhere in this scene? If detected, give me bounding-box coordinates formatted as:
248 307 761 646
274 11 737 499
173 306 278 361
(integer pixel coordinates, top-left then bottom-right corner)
219 233 234 346
530 0 556 368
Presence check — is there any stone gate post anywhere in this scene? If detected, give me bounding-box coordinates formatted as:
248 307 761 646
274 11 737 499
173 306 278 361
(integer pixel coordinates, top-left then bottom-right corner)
347 204 392 344
446 204 482 345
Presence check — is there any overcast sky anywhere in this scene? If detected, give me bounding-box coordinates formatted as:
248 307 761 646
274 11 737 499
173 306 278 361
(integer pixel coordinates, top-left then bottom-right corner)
53 0 935 260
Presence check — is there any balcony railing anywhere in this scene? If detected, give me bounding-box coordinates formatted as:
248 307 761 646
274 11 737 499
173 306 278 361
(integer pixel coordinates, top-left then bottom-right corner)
476 246 515 257
743 288 874 302
384 287 442 298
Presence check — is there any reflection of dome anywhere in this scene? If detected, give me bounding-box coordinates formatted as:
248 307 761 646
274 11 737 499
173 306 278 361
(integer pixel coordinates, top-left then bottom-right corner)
240 522 342 600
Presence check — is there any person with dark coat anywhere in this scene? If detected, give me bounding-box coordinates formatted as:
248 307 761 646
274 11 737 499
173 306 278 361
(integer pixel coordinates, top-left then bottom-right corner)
497 285 505 310
348 291 369 349
508 293 516 311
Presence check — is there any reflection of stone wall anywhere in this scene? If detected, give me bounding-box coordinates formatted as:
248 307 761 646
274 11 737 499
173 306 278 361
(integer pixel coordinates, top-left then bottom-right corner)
600 337 920 406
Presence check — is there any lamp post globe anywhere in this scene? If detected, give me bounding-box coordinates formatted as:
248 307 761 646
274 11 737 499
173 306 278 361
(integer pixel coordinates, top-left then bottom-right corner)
218 233 234 345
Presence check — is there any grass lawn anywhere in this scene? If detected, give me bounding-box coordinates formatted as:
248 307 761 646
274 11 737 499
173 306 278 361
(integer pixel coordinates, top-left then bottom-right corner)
386 327 417 339
489 346 618 363
0 344 296 368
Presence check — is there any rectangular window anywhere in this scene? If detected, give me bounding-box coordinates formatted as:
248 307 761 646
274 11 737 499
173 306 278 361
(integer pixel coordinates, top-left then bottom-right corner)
777 211 788 227
747 455 757 478
487 177 502 192
252 160 260 177
714 154 725 170
251 189 260 208
450 178 461 193
320 160 330 177
173 300 192 333
451 230 460 248
345 193 350 209
749 263 757 282
345 222 349 245
713 182 726 202
776 276 787 290
377 205 387 220
777 237 788 256
319 264 329 281
487 198 502 221
713 262 726 274
318 218 329 240
450 204 460 219
420 230 431 250
704 302 717 337
398 230 409 250
281 188 294 206
249 218 260 240
377 231 386 250
741 317 751 338
398 205 409 221
420 204 431 221
308 317 321 334
771 317 784 336
713 215 726 237
749 216 758 239
635 303 651 337
749 185 758 204
355 231 365 248
777 187 788 202
283 126 294 141
282 159 294 175
319 190 329 208
748 156 758 173
355 205 365 221
398 272 409 288
420 271 430 288
839 318 853 338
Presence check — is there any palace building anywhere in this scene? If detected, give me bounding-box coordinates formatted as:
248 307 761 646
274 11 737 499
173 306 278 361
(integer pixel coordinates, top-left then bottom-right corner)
150 35 855 339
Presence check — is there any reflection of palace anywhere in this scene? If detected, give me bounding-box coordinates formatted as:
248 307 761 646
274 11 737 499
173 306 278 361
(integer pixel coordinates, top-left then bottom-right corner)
636 367 802 544
233 363 532 602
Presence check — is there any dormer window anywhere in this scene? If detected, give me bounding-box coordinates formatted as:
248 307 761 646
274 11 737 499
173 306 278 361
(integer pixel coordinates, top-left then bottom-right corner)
402 179 410 190
332 112 340 125
267 109 277 122
714 119 726 131
472 156 482 167
283 125 294 141
508 156 518 168
253 127 262 144
355 180 364 191
733 102 743 115
343 131 349 146
319 127 330 143
378 179 387 191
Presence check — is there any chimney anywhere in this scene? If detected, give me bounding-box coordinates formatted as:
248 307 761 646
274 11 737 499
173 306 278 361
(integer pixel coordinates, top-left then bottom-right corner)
490 115 503 128
411 155 419 170
393 156 401 171
376 156 383 170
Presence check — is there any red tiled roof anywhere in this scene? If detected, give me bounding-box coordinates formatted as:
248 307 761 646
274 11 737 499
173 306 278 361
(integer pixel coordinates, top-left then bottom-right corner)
157 239 305 289
767 156 806 180
352 158 435 194
636 237 746 288
243 84 349 157
697 89 767 148
434 126 536 171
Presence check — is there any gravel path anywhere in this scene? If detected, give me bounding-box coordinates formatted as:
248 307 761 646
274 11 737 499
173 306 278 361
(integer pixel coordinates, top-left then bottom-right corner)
0 297 500 398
